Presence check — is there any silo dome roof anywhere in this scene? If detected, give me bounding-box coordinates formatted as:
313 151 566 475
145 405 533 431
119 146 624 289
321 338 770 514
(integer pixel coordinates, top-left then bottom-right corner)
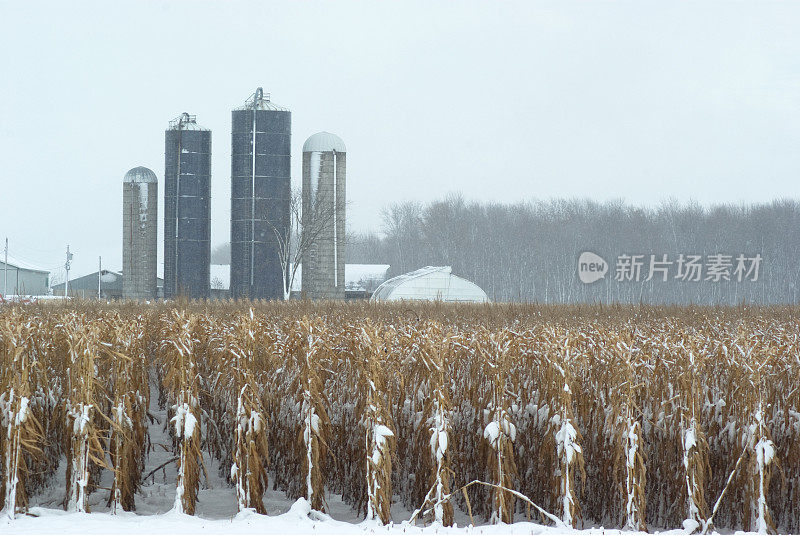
124 167 157 184
303 132 346 153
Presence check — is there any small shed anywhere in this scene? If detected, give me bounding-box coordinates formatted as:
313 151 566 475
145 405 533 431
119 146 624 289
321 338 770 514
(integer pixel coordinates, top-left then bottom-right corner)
370 266 488 303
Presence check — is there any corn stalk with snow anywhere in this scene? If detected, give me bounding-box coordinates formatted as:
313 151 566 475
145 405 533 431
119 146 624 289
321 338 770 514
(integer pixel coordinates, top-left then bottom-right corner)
62 316 107 514
0 316 42 519
409 323 455 526
160 311 204 515
478 329 518 525
612 336 647 531
107 315 149 513
356 323 395 525
229 311 269 514
679 339 711 534
742 339 780 535
547 332 586 528
293 317 330 513
747 410 777 535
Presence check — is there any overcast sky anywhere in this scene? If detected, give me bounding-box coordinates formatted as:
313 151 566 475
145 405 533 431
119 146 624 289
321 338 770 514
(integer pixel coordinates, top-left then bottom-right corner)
1 1 799 278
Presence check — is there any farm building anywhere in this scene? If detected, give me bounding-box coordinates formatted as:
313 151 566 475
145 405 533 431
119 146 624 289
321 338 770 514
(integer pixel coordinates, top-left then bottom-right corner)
0 256 50 297
370 266 488 303
53 270 164 299
294 263 389 299
208 263 390 300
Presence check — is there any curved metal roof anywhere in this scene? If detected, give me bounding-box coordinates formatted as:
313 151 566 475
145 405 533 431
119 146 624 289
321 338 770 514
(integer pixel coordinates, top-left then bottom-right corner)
123 166 157 184
370 266 489 303
303 131 346 153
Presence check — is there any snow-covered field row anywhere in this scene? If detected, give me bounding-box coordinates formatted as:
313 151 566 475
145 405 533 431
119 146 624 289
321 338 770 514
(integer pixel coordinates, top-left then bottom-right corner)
4 390 677 534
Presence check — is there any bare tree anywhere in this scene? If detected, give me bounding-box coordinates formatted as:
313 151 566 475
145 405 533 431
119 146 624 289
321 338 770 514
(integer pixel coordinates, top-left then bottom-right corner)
269 188 338 301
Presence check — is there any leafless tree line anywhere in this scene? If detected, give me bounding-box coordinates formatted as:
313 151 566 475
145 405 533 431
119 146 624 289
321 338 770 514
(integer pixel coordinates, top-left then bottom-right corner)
349 195 800 305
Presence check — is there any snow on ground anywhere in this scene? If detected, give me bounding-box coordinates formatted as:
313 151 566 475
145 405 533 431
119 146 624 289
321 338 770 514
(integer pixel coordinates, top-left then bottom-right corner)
1 507 697 535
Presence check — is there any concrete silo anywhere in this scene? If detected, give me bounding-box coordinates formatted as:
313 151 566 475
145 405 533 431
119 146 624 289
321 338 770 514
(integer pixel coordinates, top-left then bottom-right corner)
230 88 291 300
122 167 158 299
301 132 346 300
164 113 211 299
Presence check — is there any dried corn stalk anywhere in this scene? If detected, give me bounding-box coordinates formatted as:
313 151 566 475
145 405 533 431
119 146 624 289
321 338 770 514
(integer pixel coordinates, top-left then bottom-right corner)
551 333 586 528
160 311 204 515
292 317 330 513
62 316 108 513
107 315 149 512
1 315 43 519
409 322 455 526
478 329 519 525
356 323 395 525
680 338 711 534
613 335 647 531
229 310 269 513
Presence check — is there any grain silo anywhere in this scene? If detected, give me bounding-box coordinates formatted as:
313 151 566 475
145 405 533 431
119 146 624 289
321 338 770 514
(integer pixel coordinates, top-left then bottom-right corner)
301 132 346 299
122 167 158 300
230 88 291 300
164 113 211 299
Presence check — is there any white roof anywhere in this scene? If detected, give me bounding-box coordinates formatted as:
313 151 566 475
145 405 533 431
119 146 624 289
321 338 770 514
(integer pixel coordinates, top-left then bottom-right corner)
344 264 390 291
303 132 346 153
290 263 389 292
0 253 50 273
100 271 121 283
371 266 489 303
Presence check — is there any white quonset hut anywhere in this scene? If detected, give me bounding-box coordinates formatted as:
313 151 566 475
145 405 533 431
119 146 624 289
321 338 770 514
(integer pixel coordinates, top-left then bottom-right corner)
370 266 489 303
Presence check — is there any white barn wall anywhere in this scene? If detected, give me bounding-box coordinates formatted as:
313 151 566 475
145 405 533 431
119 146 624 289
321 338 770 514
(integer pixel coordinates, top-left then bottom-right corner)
0 262 50 296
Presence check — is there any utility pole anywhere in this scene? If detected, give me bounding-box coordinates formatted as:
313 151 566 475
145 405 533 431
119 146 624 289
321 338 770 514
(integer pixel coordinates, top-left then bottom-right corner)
64 245 72 299
98 256 102 299
3 237 7 298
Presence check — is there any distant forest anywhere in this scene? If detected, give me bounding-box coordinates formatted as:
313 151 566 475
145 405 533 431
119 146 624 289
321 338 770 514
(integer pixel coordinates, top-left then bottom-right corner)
214 196 800 305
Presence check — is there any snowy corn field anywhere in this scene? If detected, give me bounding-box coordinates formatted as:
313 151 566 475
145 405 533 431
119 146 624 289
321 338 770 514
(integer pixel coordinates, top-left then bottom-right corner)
1 302 799 535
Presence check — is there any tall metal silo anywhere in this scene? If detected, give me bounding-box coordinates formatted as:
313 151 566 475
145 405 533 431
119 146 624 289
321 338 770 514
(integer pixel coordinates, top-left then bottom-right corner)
164 113 211 299
230 88 291 300
122 166 158 300
301 132 346 300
